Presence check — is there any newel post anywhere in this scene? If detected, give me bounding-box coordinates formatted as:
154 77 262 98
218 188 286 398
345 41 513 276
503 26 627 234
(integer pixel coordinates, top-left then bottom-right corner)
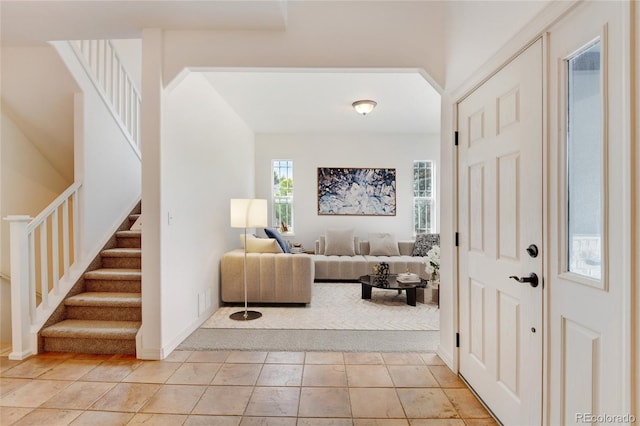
5 216 35 360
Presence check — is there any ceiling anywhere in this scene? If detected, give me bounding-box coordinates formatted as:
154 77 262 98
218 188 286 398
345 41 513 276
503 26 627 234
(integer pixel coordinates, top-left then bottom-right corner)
1 1 440 135
0 1 288 44
203 70 441 134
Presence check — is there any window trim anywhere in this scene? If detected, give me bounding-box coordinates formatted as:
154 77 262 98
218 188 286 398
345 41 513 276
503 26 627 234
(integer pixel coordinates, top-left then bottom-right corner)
412 160 436 236
559 34 608 290
272 159 294 233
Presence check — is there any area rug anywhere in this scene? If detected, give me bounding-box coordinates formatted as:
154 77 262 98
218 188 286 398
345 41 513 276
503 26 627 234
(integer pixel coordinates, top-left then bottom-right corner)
201 283 439 331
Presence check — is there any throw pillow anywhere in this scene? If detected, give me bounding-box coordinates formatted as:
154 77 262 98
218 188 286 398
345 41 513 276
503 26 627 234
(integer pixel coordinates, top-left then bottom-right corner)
368 233 400 256
324 228 356 256
240 234 283 253
412 233 440 256
239 233 255 248
320 235 360 255
264 228 291 253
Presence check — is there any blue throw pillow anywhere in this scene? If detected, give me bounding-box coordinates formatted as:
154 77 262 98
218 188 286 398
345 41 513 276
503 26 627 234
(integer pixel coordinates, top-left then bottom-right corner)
264 228 291 253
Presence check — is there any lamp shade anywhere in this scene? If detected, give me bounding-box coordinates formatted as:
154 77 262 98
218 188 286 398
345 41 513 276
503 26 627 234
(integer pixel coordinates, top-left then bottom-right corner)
230 199 268 228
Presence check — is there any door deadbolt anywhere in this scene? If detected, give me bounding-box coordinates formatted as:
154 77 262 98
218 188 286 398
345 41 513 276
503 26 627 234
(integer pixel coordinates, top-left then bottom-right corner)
526 244 539 258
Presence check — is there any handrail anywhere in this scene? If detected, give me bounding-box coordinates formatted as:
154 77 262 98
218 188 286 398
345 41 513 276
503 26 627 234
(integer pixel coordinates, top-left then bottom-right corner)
4 183 81 360
27 182 81 234
69 40 141 157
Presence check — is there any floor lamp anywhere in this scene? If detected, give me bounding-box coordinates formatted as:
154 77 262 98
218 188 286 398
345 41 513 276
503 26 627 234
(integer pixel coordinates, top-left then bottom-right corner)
229 198 267 321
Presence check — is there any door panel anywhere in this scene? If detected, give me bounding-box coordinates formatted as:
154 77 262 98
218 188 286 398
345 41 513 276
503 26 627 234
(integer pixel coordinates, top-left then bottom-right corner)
458 39 543 425
547 2 630 423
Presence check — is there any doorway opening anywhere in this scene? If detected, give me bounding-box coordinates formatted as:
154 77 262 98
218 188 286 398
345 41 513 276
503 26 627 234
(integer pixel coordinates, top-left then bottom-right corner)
170 68 443 352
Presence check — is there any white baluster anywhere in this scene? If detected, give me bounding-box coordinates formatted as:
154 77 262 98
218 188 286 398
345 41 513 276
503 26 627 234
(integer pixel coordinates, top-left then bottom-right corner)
28 231 36 322
110 46 116 103
72 190 79 263
62 199 70 277
133 97 140 149
51 208 60 294
101 40 108 93
39 221 49 310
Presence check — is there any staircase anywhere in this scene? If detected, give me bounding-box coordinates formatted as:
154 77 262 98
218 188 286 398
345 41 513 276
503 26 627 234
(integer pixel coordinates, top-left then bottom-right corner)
40 213 141 355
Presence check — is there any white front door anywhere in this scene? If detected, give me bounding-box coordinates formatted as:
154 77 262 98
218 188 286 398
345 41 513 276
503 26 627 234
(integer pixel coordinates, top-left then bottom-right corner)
457 39 543 425
547 2 631 424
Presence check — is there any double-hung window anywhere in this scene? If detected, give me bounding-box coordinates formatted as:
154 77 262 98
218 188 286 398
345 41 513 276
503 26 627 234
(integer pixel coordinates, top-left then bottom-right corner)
272 160 294 233
413 160 435 234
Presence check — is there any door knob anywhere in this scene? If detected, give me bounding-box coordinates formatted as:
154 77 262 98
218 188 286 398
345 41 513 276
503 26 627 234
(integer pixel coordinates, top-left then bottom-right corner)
509 273 539 288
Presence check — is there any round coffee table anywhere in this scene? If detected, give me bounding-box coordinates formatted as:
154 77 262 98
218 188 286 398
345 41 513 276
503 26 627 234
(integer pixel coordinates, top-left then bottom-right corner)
358 274 427 306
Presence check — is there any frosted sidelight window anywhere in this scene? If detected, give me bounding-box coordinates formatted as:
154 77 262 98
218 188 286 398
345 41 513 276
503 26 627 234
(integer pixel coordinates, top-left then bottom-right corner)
567 41 602 279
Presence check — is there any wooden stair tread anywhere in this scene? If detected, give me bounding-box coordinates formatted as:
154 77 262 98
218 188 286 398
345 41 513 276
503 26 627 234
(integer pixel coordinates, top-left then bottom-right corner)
84 269 141 280
41 320 140 339
101 248 141 257
65 292 141 307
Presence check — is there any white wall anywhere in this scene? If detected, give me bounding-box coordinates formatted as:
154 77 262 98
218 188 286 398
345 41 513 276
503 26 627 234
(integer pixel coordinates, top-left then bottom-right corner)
443 0 550 90
163 1 446 90
255 133 439 250
0 111 70 345
158 72 255 355
78 92 142 259
52 42 143 261
1 46 78 182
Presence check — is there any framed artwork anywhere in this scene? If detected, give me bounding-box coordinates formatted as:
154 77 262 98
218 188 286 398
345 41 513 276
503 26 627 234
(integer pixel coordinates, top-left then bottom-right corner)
317 167 396 216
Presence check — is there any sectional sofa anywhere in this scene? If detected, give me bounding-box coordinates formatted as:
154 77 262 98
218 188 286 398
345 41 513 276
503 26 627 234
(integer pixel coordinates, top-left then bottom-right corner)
221 250 314 304
220 230 439 304
312 236 427 280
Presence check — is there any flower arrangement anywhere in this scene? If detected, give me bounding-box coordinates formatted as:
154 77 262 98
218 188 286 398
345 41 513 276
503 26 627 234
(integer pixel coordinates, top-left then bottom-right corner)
424 245 440 282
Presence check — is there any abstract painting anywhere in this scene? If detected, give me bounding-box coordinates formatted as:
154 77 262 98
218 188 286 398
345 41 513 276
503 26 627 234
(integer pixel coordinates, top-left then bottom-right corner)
317 167 396 215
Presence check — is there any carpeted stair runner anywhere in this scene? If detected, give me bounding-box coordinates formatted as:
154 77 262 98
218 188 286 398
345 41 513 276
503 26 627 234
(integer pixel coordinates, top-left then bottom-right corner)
115 230 142 248
64 292 141 321
42 320 140 355
40 212 141 355
101 248 141 268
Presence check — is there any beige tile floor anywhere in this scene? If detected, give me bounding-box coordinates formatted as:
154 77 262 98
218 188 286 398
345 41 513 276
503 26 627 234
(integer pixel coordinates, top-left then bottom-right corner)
0 350 498 425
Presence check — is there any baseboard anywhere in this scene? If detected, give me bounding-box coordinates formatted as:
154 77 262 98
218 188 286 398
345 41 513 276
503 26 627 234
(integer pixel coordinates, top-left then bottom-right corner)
137 305 216 360
437 344 455 372
136 347 164 360
9 348 34 361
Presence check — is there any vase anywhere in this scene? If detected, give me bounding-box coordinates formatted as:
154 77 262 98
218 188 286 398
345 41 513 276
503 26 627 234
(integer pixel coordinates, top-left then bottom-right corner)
429 273 440 288
373 262 390 278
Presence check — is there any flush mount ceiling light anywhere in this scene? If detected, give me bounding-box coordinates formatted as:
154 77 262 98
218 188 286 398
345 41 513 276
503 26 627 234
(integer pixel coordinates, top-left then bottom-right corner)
352 100 377 115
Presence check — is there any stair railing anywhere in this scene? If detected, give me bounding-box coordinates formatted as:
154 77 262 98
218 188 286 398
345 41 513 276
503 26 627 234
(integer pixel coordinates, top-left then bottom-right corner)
5 183 81 360
69 40 141 156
